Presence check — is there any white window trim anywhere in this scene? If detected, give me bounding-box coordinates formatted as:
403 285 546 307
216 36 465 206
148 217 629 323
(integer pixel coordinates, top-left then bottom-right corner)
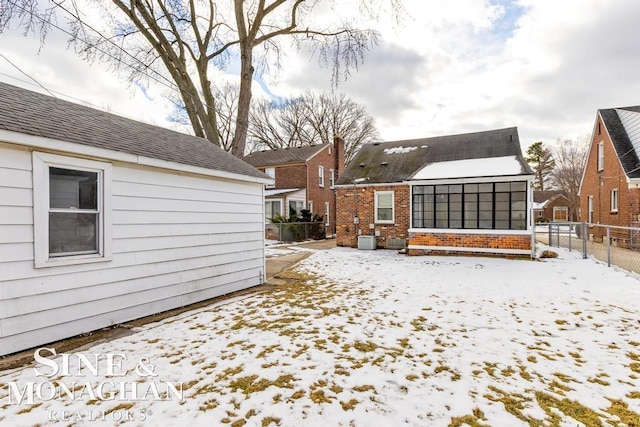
553 206 568 221
588 195 594 223
329 169 335 189
375 190 395 224
324 202 330 226
265 167 275 188
308 200 314 215
611 188 618 213
318 166 325 188
33 152 112 268
265 199 283 222
597 142 604 171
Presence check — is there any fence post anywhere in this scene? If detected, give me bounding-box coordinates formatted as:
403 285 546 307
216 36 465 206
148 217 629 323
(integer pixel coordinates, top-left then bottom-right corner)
606 226 611 267
548 224 552 247
556 225 560 248
568 223 572 252
582 222 587 259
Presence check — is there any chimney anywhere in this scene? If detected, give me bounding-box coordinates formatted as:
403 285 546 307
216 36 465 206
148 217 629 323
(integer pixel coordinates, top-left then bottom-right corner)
333 135 345 175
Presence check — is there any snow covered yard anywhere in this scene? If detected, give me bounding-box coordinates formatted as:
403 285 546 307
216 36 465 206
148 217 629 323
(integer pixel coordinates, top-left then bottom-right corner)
1 247 640 426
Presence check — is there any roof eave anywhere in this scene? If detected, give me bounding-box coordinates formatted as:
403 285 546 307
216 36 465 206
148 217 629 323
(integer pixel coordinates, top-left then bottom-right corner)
0 129 272 184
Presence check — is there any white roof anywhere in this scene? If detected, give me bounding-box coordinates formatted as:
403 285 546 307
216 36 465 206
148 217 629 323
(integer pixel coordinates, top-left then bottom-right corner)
411 155 525 180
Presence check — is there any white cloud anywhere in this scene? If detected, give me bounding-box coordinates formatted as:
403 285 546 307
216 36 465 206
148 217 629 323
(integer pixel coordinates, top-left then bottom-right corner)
1 0 639 152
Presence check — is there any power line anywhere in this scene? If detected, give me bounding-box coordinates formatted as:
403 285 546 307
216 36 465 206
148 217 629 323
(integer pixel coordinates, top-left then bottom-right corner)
3 0 218 119
0 52 57 97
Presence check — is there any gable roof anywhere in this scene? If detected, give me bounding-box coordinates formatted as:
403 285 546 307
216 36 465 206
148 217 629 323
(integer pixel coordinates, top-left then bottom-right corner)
599 106 640 179
336 127 532 185
243 144 330 167
533 190 568 209
0 82 268 181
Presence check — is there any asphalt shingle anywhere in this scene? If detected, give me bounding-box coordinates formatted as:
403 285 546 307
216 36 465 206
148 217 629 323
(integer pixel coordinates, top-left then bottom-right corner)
0 82 268 180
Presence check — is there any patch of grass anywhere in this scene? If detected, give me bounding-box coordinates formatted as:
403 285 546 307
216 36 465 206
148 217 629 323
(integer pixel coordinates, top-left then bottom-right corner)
309 389 333 404
630 362 640 374
410 316 426 332
536 391 603 426
527 355 537 363
261 417 281 426
198 398 219 411
289 389 305 400
229 374 295 395
353 341 378 352
501 366 516 377
605 399 640 426
449 407 486 427
353 385 376 393
16 403 42 414
406 374 419 381
555 319 568 325
340 399 359 410
104 402 135 416
627 391 640 399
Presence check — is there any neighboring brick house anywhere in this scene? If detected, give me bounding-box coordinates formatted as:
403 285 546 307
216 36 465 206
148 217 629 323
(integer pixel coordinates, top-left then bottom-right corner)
578 105 640 246
244 137 345 235
335 127 535 257
533 190 574 222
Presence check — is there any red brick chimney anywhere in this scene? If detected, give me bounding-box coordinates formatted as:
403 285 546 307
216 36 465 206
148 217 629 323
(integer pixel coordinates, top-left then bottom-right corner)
333 135 345 175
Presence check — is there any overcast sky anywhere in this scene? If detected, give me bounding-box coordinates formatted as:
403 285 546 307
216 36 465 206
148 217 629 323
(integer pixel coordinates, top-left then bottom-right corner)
1 0 639 152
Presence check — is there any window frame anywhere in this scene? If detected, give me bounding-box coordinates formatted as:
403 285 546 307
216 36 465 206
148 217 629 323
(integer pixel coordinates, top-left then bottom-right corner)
318 166 325 188
553 206 568 221
265 199 282 222
411 181 527 230
265 167 275 188
324 202 330 226
610 188 619 213
329 169 335 189
597 142 604 171
288 199 305 219
375 190 395 224
33 152 112 268
588 195 594 223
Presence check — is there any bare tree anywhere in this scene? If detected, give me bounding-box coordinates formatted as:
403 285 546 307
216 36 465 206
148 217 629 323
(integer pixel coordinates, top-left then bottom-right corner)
551 136 589 221
0 0 398 157
248 91 379 163
525 141 556 191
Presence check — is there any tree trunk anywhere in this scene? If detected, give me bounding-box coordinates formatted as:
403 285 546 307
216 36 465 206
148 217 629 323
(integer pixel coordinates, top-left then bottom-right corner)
232 42 253 158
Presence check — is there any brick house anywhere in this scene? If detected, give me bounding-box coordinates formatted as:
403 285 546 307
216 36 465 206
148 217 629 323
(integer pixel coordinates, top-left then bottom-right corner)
533 190 574 222
335 128 535 257
244 137 345 235
578 105 640 246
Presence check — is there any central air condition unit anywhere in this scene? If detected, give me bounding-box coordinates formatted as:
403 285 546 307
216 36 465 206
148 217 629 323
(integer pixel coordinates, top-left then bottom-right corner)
358 235 377 250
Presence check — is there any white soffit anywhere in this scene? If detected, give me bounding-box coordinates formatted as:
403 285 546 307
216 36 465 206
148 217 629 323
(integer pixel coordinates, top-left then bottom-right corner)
411 155 524 180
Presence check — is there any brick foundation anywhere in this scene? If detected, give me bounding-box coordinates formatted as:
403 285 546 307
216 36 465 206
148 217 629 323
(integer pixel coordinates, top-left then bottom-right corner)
408 231 531 257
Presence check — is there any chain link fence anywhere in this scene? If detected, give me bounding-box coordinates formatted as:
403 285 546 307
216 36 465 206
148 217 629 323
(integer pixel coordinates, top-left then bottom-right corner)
534 222 640 276
265 221 329 243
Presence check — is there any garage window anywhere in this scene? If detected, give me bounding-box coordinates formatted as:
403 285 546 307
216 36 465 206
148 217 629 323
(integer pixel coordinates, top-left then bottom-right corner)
33 152 112 267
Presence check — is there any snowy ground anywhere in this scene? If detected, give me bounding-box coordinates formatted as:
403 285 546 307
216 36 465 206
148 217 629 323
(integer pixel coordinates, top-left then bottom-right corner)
1 246 640 426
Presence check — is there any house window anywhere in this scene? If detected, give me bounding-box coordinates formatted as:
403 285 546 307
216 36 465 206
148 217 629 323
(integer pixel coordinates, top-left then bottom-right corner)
318 166 325 187
412 181 527 230
265 167 275 188
597 142 604 171
33 152 112 267
553 206 568 221
329 169 335 189
611 188 618 212
265 200 282 221
324 202 330 226
375 191 395 223
588 196 594 223
289 200 304 218
308 201 314 215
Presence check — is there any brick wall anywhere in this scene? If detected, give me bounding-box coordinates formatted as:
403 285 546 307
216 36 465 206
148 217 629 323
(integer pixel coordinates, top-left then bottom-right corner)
408 232 531 256
261 164 306 189
579 114 640 244
336 185 410 248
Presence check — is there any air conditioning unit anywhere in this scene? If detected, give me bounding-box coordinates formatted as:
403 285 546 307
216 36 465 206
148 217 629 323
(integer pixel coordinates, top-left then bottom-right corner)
358 235 377 250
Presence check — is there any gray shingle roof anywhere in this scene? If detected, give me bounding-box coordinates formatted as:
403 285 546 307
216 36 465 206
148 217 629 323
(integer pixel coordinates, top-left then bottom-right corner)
599 106 640 179
0 82 268 180
336 127 532 185
243 144 329 167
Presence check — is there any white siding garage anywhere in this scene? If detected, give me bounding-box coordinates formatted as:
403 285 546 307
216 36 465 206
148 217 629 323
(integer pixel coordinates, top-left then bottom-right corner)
0 82 271 356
